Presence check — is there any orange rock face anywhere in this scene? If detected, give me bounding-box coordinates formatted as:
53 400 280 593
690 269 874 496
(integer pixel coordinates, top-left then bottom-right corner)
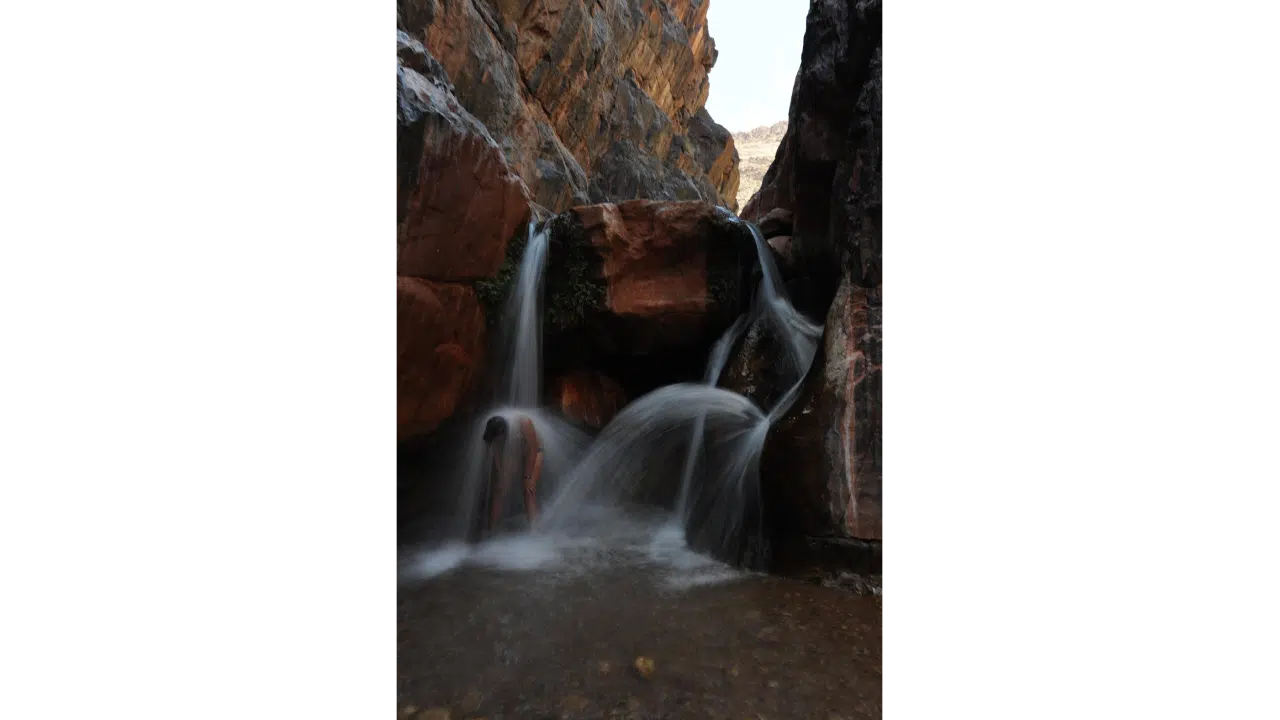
556 200 749 353
397 277 487 440
578 201 711 318
401 0 739 212
551 370 629 429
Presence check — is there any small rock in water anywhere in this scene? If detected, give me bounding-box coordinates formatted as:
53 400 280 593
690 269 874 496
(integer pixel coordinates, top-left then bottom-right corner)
416 709 451 720
729 666 739 677
598 661 611 674
767 680 780 689
632 656 655 678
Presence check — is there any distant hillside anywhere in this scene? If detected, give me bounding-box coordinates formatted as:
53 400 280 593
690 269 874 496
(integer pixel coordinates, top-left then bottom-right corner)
731 120 788 209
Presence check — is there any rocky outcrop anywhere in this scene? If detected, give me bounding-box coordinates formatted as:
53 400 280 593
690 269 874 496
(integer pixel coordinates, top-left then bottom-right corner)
397 34 534 439
545 200 751 355
397 277 488 439
551 370 629 429
750 0 883 564
399 0 739 213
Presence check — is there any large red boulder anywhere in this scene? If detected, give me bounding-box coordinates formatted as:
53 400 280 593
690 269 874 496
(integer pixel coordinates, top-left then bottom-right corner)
550 370 629 430
543 200 752 357
397 277 487 440
397 33 532 280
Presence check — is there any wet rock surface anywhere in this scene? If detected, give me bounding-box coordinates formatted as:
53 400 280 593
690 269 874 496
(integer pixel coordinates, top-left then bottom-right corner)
398 515 881 719
762 276 882 541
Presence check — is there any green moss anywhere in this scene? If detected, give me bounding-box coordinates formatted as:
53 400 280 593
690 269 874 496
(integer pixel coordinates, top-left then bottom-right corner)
475 230 528 323
546 224 606 331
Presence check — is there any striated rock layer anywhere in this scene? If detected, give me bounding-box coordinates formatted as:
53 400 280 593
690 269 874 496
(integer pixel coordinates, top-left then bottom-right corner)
744 0 883 563
399 0 739 213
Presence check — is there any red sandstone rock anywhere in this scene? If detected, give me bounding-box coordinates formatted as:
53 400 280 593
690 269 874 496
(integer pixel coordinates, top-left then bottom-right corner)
397 277 487 439
551 370 629 429
578 197 747 340
555 200 749 353
397 55 532 280
579 201 710 318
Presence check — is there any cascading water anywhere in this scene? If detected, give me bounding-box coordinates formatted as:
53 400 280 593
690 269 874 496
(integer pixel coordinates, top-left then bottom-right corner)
665 215 822 564
438 221 593 546
495 222 550 407
539 384 766 528
416 212 824 575
674 313 749 519
744 220 822 387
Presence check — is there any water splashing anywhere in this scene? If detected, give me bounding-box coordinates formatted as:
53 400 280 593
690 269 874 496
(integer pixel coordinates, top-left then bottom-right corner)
410 212 824 575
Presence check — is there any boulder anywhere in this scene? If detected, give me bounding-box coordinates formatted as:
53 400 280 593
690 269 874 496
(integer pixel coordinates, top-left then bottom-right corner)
397 277 487 439
545 200 752 356
756 208 793 239
550 370 629 429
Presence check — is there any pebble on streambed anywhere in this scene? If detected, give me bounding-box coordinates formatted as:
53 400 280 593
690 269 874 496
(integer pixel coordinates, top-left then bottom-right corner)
632 656 655 679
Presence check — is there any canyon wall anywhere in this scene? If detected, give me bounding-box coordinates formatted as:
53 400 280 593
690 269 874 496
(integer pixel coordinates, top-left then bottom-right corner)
747 0 883 564
397 1 745 442
399 0 739 213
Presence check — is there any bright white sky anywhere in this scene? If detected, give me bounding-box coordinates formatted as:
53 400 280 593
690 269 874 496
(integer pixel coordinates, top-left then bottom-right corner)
704 0 810 133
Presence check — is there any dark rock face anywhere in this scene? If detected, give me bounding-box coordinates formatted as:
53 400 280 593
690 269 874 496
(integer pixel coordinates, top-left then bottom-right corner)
742 0 882 306
757 207 794 239
400 0 739 213
761 277 882 542
745 0 883 564
719 320 795 413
